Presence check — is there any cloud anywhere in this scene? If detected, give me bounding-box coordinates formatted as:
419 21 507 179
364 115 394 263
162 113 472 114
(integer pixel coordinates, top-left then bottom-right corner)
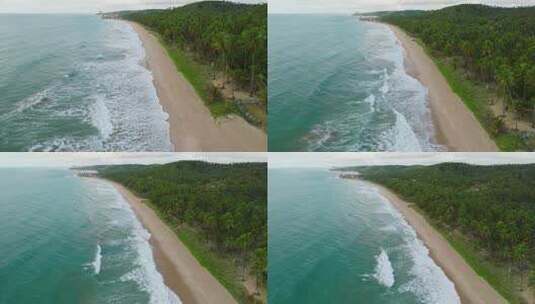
269 0 535 14
0 152 267 168
0 0 264 13
269 152 535 168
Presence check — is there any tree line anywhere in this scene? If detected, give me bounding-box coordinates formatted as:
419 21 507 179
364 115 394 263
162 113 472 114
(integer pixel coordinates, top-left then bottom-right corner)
94 160 267 295
381 4 535 125
121 1 267 102
353 162 535 299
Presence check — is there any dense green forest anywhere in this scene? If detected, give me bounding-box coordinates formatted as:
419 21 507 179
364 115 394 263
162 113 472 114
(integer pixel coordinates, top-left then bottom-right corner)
121 1 267 105
346 163 535 302
94 161 267 303
381 5 535 150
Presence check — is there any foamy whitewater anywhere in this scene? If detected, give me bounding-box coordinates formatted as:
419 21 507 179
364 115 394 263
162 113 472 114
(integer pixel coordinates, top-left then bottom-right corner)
362 184 461 304
373 248 395 288
269 15 443 151
92 244 103 275
0 168 180 304
269 168 460 304
91 178 181 304
0 15 172 151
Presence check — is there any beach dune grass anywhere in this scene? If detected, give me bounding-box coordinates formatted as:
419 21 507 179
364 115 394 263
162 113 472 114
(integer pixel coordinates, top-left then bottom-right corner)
162 41 266 128
178 226 256 303
428 50 525 151
160 38 239 118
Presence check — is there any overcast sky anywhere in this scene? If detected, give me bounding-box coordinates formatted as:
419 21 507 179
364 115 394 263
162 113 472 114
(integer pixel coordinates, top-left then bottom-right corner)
269 152 535 168
0 0 263 13
269 0 535 14
0 152 266 168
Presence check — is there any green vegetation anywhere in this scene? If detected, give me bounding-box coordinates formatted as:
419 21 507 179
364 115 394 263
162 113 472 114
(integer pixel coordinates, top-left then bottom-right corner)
95 161 267 303
120 1 267 127
380 4 535 150
348 163 535 303
430 50 526 151
161 43 240 117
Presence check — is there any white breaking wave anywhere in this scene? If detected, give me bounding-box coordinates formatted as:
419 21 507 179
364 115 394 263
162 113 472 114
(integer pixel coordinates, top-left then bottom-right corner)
92 244 102 275
380 68 390 95
90 95 113 140
373 248 395 288
399 232 461 304
361 184 461 304
381 109 422 152
25 20 172 152
306 121 336 151
85 20 172 151
112 190 182 304
364 94 376 112
364 22 442 152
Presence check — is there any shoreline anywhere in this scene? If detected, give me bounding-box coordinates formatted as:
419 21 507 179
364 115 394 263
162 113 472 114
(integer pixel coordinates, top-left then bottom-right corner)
101 178 237 304
387 24 498 152
127 21 266 152
361 179 507 304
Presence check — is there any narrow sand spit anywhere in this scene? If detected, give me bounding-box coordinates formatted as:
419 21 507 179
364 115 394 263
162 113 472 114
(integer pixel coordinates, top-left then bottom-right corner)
109 180 237 304
363 180 507 304
128 21 266 152
389 25 498 152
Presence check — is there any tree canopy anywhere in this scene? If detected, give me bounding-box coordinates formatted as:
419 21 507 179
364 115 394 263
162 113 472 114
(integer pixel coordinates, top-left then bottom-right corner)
381 4 535 117
349 162 535 297
121 1 267 98
93 160 267 291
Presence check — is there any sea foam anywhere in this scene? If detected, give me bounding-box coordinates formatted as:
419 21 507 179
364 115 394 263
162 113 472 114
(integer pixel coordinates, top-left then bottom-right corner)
90 95 113 140
23 19 172 152
368 22 441 152
381 109 423 152
373 248 395 288
112 189 182 304
92 244 102 275
363 184 461 304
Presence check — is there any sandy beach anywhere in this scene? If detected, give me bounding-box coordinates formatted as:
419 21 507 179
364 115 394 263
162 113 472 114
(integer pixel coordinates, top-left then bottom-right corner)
364 180 507 304
128 21 266 152
107 179 237 304
388 25 498 152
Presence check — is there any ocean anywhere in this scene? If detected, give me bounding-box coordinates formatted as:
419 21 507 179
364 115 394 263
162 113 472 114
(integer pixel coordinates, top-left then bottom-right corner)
268 15 440 152
0 14 171 151
268 168 460 304
0 169 179 304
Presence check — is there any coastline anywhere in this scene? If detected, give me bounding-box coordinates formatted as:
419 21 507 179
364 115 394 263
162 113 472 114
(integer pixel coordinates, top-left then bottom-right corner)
387 24 498 152
127 21 266 152
362 179 507 304
103 178 237 304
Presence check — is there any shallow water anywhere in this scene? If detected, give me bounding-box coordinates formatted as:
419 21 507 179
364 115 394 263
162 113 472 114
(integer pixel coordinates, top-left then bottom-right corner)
268 168 459 303
0 14 171 151
268 15 440 152
0 169 179 303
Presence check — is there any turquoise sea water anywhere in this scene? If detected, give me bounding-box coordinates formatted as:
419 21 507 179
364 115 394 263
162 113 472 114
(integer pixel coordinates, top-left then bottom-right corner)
268 168 460 304
0 15 171 151
268 15 440 152
0 169 179 304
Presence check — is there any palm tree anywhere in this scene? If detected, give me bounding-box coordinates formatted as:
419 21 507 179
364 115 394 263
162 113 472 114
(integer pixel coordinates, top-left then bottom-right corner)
237 232 252 280
513 243 528 290
496 65 514 116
